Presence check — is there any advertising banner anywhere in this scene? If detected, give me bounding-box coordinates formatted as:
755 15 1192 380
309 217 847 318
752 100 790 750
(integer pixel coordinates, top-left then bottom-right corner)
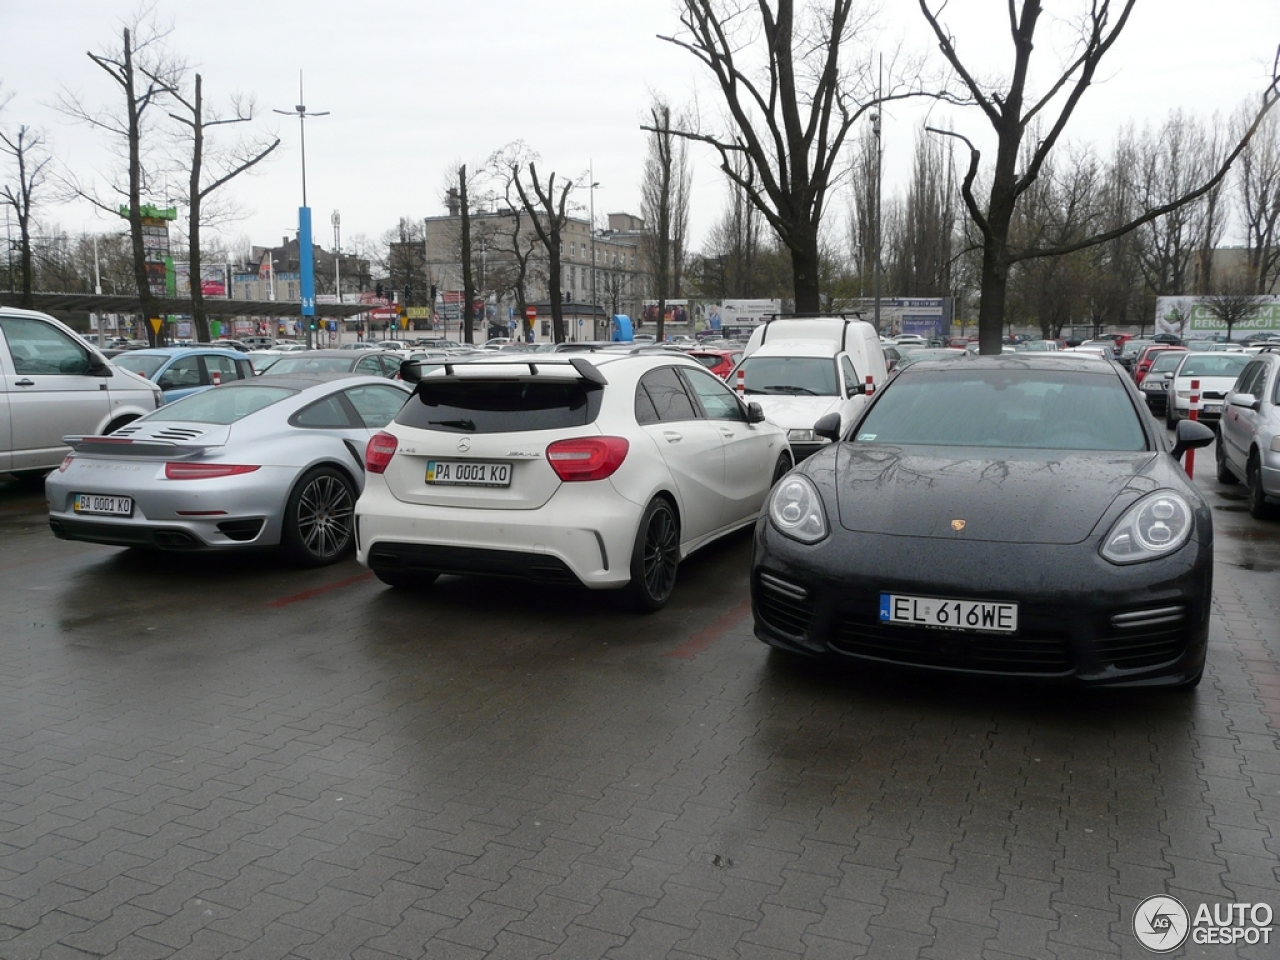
1155 296 1280 337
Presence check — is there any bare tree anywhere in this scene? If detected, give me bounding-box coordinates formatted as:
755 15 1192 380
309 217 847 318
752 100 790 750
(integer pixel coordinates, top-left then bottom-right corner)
1202 268 1264 341
512 162 573 343
165 73 279 341
0 122 52 308
919 0 1280 354
1116 113 1228 301
58 12 186 343
658 0 917 312
642 98 692 341
1236 107 1280 293
484 148 546 340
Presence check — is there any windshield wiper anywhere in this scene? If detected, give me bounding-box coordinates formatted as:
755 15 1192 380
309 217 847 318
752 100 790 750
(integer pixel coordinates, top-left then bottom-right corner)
761 385 819 396
428 418 476 430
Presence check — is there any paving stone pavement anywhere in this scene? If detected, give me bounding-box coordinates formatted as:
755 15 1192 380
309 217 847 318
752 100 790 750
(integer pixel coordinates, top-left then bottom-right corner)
0 463 1275 960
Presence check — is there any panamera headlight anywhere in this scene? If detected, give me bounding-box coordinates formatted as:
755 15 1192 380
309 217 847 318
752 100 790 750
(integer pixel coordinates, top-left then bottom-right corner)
769 475 828 543
1101 490 1194 564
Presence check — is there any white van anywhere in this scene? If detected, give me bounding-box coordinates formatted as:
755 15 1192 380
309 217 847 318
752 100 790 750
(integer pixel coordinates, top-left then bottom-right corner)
734 317 889 459
0 306 163 479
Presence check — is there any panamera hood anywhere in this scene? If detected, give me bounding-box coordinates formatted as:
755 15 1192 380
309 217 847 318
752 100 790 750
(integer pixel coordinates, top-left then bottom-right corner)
822 445 1163 544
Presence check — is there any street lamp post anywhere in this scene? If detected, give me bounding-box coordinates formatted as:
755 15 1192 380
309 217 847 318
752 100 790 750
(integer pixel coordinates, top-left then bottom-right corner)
588 165 599 338
332 210 341 345
274 72 329 349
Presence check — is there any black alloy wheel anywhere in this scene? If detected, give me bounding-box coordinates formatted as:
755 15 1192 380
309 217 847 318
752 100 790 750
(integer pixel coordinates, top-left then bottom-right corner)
771 452 794 487
283 467 357 566
626 497 680 612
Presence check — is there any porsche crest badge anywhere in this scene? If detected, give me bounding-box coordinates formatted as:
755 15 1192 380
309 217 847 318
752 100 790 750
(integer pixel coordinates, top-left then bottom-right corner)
951 519 966 532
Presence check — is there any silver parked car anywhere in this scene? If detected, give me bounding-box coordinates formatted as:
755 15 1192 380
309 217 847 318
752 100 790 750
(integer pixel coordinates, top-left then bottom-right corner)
1217 346 1280 519
46 373 411 565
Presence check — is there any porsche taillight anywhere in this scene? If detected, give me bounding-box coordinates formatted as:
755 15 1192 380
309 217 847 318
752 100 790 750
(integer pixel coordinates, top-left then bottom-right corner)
164 463 261 480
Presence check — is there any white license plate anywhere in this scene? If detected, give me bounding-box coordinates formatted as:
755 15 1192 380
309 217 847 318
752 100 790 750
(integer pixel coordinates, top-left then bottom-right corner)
73 494 133 516
425 460 511 487
1200 404 1221 414
880 593 1018 633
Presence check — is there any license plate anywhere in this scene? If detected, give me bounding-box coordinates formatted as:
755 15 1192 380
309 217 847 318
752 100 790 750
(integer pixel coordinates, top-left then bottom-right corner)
73 494 133 516
1200 404 1221 414
880 593 1018 633
425 460 511 487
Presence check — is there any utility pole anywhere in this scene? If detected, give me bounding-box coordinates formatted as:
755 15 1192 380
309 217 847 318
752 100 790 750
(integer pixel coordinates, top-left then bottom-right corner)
589 164 599 337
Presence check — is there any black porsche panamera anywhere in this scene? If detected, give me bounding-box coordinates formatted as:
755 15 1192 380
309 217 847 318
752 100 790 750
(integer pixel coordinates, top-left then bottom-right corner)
751 355 1217 689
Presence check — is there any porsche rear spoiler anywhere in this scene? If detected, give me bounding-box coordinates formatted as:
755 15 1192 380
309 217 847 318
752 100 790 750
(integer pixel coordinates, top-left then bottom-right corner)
62 436 209 460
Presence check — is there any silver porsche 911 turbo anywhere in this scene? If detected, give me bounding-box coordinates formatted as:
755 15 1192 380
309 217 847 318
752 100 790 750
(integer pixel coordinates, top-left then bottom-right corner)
46 373 411 566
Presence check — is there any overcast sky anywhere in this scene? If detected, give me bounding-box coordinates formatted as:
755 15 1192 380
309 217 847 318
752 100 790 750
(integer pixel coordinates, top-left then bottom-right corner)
4 0 1279 260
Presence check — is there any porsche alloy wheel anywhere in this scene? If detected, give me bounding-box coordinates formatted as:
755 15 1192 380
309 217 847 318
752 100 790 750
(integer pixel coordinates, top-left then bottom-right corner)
284 467 356 566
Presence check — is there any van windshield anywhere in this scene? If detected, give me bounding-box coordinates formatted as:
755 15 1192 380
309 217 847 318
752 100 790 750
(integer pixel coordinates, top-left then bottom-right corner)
739 356 839 396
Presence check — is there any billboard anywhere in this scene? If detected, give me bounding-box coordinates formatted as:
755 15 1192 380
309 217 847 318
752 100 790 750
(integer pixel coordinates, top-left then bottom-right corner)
700 299 782 331
1155 296 1280 338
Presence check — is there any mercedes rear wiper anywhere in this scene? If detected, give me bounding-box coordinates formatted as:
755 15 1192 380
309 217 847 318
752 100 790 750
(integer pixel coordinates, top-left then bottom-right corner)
428 419 476 431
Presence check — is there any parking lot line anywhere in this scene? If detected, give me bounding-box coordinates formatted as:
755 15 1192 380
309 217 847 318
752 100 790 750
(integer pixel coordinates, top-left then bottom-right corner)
265 570 375 607
664 598 751 660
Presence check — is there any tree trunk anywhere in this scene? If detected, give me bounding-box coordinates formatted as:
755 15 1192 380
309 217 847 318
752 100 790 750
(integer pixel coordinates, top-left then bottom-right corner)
790 224 821 313
188 74 209 342
460 166 474 344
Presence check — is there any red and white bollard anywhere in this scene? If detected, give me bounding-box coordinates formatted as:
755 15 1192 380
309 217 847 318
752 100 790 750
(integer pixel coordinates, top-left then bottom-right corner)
735 368 745 394
211 371 221 386
1184 378 1199 478
865 374 875 396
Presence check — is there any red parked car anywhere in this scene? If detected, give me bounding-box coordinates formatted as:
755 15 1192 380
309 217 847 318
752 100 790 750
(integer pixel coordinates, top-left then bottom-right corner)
1133 344 1186 385
687 349 743 380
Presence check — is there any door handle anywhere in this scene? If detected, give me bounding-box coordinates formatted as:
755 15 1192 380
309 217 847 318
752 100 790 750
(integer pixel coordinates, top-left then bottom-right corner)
719 427 735 437
663 431 682 443
15 378 34 387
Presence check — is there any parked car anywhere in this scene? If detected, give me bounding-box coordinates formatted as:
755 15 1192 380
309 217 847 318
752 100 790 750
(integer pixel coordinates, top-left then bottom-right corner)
213 338 253 353
255 349 403 380
1133 344 1185 385
338 341 384 351
1164 351 1252 428
751 354 1216 688
111 347 255 404
248 350 290 374
354 352 792 610
1015 339 1061 352
1216 347 1280 519
1138 348 1190 417
686 348 743 380
0 306 163 479
46 374 412 565
893 347 967 369
240 336 277 349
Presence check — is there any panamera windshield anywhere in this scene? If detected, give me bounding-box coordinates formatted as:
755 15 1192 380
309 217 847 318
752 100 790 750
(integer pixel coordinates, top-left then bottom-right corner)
854 368 1147 451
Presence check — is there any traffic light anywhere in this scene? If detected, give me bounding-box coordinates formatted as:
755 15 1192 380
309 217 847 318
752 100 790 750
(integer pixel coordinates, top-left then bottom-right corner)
430 284 437 301
308 321 317 330
376 282 384 299
405 284 411 302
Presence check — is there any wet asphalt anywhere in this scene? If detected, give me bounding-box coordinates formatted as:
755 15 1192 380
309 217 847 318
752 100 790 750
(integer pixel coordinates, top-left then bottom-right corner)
0 441 1276 960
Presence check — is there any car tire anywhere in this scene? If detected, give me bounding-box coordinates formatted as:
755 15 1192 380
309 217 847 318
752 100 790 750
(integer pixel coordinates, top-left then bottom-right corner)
281 466 357 566
771 452 794 486
1215 434 1238 485
375 569 439 589
624 496 680 613
1247 455 1277 520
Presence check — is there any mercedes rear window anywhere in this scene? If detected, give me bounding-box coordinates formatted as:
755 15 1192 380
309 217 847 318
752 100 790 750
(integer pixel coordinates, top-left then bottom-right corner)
397 379 603 433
